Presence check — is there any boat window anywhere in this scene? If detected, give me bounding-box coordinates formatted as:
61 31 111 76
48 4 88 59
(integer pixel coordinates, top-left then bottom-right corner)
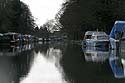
2 35 11 40
85 35 91 39
86 53 91 56
91 36 95 39
97 36 108 40
14 35 19 39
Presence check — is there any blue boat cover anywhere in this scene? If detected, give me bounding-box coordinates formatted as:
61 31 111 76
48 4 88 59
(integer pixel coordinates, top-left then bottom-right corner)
109 59 124 78
109 21 125 38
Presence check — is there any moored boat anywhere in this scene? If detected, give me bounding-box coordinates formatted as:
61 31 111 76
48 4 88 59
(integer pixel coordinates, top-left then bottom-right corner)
2 32 22 45
83 31 109 47
109 21 125 49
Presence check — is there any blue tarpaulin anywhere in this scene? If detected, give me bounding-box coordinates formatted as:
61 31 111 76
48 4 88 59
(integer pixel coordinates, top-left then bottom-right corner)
109 59 124 78
109 21 125 39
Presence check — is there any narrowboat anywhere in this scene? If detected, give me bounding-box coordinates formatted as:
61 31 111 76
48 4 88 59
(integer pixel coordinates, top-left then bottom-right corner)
2 32 22 45
22 34 34 43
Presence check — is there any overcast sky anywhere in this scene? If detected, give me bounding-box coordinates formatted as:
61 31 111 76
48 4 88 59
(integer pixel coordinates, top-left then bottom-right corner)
21 0 64 26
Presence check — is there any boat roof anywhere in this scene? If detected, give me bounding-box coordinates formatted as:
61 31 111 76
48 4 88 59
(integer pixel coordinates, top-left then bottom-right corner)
85 31 97 36
115 21 125 24
113 21 125 31
92 32 108 36
109 20 125 38
0 33 3 36
4 32 18 35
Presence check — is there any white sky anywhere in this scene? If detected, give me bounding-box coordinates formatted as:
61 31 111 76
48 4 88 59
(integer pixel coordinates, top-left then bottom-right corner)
21 0 64 26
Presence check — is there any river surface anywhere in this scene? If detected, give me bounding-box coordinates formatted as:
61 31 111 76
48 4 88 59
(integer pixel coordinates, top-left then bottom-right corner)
0 42 125 83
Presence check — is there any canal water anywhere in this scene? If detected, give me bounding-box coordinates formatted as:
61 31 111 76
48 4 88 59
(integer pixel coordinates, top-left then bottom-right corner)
0 42 125 83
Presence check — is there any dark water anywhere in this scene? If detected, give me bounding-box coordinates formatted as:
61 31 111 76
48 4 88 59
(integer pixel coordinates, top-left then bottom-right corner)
0 42 125 83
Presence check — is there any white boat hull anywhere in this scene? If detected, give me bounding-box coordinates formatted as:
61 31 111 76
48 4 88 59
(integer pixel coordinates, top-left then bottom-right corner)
84 39 109 47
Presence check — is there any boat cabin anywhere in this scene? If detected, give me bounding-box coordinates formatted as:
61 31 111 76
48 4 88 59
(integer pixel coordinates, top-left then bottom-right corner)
91 32 109 40
84 31 96 40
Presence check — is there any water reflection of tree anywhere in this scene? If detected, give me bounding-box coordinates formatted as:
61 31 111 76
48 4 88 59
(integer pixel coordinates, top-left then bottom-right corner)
45 45 67 83
0 46 35 83
34 41 67 56
37 42 68 83
41 42 67 65
14 50 35 82
34 43 49 54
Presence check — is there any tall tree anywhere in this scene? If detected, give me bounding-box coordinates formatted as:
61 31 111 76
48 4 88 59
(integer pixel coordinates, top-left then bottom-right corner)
59 0 125 40
0 0 35 34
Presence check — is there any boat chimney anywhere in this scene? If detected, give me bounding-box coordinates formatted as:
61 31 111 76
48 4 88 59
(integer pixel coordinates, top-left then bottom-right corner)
96 28 98 32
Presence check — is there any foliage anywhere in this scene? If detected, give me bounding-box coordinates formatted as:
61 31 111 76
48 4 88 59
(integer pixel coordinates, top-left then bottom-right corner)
59 0 125 40
0 0 35 34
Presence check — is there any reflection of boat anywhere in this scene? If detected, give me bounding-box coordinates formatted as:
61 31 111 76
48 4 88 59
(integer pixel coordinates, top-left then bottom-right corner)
0 44 34 56
83 47 109 62
109 50 125 78
83 31 109 47
119 47 125 59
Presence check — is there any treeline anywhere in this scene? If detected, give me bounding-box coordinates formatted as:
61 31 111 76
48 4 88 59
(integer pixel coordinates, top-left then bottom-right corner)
59 0 125 40
0 0 35 34
2 0 124 40
0 0 59 38
33 19 63 38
